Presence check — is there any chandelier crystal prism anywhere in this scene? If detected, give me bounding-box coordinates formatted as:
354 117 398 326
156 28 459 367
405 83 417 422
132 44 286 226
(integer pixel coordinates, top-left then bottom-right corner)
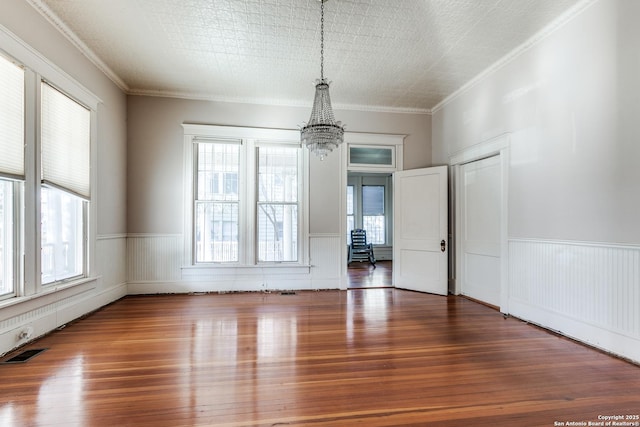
300 0 344 161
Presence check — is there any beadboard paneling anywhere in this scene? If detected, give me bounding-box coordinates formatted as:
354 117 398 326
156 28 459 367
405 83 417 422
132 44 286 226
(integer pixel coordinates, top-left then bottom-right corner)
509 239 640 362
127 234 183 283
310 234 342 278
127 234 343 293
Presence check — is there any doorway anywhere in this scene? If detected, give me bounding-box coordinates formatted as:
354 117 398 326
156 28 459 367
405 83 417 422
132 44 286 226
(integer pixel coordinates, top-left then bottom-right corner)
347 172 393 288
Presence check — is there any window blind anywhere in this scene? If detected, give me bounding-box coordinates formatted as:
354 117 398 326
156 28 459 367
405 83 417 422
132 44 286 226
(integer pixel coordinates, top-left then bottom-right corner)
0 55 24 179
41 82 91 199
362 185 384 215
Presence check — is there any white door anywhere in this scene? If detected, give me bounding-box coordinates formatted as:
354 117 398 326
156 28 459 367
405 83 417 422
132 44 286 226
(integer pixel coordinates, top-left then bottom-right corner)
393 166 448 295
460 155 501 306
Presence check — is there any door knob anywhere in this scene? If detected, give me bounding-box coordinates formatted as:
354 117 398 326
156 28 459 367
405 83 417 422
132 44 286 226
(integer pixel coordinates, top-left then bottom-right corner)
441 239 446 252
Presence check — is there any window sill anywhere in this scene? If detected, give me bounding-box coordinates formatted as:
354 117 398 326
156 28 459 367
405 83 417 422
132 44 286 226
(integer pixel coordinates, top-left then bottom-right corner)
0 276 98 312
181 264 311 279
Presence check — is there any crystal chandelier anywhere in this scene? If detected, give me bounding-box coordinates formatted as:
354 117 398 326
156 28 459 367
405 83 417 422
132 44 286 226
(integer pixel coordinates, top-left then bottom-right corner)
300 0 344 161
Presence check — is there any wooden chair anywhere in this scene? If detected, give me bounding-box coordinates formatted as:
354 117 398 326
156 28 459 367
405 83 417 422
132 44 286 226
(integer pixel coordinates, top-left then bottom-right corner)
348 229 376 267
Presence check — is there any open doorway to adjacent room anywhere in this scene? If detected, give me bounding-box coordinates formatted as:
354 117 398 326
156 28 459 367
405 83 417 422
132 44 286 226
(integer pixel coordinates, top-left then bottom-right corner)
347 171 393 289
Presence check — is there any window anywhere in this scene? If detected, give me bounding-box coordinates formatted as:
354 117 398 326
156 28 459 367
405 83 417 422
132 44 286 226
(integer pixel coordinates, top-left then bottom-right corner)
348 145 395 169
195 142 240 263
0 53 24 298
187 125 307 267
40 187 84 283
40 83 90 285
0 180 15 297
346 185 354 244
362 185 385 244
0 31 97 300
257 146 298 262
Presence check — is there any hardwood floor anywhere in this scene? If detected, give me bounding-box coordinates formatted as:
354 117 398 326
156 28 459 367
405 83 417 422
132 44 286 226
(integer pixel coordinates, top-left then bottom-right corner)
1 289 638 426
348 260 392 288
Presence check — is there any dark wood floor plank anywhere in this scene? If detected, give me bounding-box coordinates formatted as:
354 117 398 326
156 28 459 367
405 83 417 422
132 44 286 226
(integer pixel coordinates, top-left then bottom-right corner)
1 289 638 426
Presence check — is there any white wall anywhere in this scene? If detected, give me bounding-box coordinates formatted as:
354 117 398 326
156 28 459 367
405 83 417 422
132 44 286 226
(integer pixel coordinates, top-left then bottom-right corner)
433 0 640 363
0 0 128 355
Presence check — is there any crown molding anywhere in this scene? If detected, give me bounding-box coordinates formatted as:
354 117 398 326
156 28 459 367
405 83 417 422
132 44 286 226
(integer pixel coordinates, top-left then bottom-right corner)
431 0 599 114
128 88 432 115
26 0 129 92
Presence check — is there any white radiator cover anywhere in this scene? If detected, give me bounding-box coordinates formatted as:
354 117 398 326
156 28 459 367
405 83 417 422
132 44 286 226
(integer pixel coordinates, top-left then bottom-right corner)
508 238 640 363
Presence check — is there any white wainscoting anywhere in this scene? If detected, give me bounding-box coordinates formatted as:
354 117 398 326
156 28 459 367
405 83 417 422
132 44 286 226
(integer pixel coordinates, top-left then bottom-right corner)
127 233 344 293
509 238 640 363
310 234 344 289
127 234 183 284
0 235 127 356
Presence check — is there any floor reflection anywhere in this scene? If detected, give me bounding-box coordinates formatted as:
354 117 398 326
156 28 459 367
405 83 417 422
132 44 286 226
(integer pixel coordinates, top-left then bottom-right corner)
257 315 298 360
184 299 301 423
348 260 392 288
347 289 390 342
37 355 85 426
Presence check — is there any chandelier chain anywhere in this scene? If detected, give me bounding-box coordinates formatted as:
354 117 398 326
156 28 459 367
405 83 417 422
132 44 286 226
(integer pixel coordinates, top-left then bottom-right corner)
320 0 324 81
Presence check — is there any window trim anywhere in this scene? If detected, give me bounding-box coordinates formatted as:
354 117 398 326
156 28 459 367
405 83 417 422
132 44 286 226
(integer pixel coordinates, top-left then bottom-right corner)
182 124 310 270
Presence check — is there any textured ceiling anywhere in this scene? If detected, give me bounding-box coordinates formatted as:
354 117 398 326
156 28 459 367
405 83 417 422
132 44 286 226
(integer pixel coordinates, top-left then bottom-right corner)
30 0 589 113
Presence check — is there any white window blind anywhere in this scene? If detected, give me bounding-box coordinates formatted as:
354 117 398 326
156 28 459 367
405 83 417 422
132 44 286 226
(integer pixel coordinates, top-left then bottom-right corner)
41 82 91 198
0 55 24 178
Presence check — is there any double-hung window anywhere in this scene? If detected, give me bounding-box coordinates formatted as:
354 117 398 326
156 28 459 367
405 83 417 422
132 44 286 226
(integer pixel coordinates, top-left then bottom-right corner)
346 185 355 245
195 141 240 263
40 83 90 285
257 146 299 262
0 54 24 299
362 185 385 244
186 125 307 267
0 42 96 300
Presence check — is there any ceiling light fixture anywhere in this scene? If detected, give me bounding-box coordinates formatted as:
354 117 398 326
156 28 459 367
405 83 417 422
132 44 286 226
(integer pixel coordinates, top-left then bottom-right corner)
300 0 344 161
